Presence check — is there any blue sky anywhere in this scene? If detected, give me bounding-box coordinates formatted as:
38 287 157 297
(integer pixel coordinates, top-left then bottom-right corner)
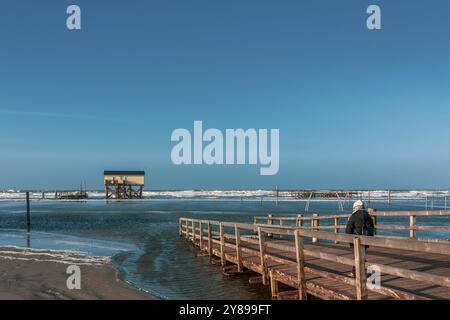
1 0 450 189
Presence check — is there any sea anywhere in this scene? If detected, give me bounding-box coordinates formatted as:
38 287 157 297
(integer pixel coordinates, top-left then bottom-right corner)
0 189 449 299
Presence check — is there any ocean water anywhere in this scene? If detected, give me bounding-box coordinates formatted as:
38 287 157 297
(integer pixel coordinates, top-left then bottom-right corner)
0 193 449 299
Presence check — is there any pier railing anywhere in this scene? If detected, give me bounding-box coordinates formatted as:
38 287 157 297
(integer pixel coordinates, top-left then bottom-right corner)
253 210 450 241
179 215 450 300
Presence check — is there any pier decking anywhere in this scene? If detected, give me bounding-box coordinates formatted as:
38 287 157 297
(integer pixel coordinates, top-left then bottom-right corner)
179 210 450 300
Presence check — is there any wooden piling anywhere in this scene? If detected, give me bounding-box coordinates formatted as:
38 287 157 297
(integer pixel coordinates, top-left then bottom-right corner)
294 229 307 300
220 222 225 266
257 227 267 285
26 191 31 230
353 237 368 300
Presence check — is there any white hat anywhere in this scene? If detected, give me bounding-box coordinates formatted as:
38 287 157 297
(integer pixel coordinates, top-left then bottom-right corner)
352 200 365 214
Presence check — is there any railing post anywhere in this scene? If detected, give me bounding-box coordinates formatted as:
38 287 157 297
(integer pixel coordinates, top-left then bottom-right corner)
279 219 284 239
235 224 243 272
269 270 278 299
257 227 267 285
368 208 377 235
208 223 212 256
294 229 307 300
267 214 273 238
409 215 417 239
185 219 189 240
179 219 183 238
220 222 225 266
312 213 319 243
353 237 368 300
199 222 203 250
296 214 303 227
334 217 340 244
192 220 196 243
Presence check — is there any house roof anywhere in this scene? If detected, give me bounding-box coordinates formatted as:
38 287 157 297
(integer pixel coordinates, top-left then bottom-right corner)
104 171 145 176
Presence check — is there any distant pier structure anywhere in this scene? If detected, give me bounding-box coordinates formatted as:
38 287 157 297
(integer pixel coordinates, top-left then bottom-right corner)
104 171 145 199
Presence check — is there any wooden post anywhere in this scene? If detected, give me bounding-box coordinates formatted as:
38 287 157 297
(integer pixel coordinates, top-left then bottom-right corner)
267 214 273 238
179 219 183 237
192 220 196 243
257 227 267 285
409 215 417 239
312 214 319 243
388 190 391 205
296 214 303 227
353 237 368 300
25 192 31 230
368 208 377 235
269 270 278 299
334 217 340 244
208 223 212 256
275 186 278 207
279 219 284 239
294 229 307 300
220 222 225 266
235 224 243 272
185 220 189 240
199 222 203 250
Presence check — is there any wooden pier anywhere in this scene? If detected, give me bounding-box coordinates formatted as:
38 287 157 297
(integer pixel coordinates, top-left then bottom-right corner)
179 210 450 300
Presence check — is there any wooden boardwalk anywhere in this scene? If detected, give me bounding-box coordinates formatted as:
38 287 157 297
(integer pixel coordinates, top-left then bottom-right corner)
179 210 450 300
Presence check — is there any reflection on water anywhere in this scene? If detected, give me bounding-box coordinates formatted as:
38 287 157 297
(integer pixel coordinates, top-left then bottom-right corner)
0 198 449 299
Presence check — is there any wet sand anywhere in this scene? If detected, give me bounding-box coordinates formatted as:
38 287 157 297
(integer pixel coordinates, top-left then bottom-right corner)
0 246 155 300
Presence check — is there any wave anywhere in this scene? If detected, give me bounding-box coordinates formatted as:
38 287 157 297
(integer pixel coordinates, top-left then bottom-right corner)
0 189 449 201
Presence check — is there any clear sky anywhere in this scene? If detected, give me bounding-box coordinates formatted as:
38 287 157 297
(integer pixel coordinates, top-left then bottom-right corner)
1 0 450 190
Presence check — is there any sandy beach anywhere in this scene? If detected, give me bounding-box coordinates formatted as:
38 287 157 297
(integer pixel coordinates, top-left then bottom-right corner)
0 246 155 300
